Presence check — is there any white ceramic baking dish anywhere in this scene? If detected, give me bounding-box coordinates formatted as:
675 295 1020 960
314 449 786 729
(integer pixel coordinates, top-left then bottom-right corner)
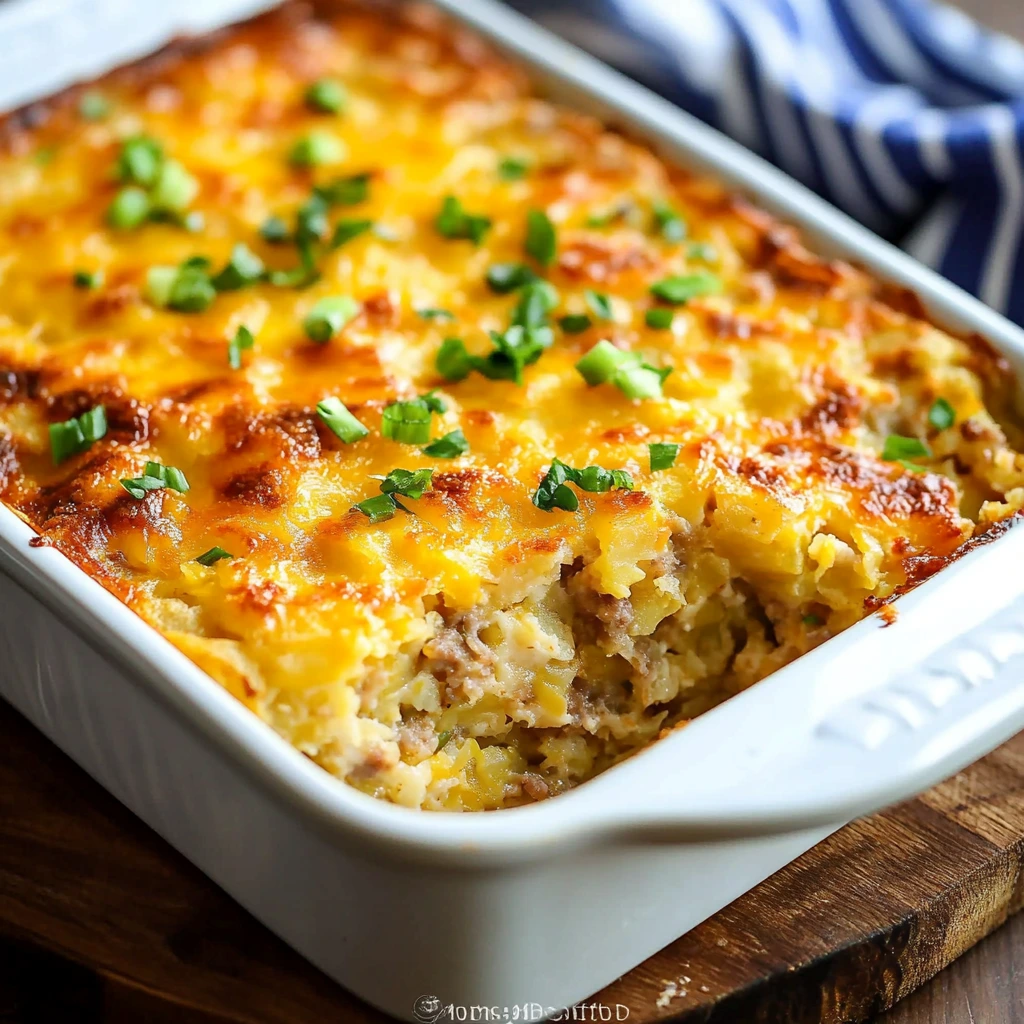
4 1 1024 1019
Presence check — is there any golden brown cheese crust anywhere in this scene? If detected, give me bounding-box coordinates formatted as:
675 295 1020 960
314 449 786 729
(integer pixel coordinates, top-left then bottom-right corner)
2 0 1024 810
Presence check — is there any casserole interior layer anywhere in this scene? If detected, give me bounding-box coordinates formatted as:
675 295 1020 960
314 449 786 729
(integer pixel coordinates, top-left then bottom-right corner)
1 0 1023 810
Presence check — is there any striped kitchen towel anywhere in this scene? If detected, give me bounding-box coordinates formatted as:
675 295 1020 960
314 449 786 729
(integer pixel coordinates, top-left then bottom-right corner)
507 0 1024 325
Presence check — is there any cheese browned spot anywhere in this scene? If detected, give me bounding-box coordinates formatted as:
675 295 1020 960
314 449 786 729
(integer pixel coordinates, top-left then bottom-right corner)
1 0 1023 810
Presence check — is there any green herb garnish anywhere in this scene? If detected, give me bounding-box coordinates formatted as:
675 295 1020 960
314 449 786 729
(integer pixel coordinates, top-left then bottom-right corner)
423 429 469 459
228 325 255 370
417 308 454 322
195 547 233 566
304 78 347 114
115 135 164 187
303 296 360 342
882 434 931 471
928 398 955 431
331 218 374 248
260 216 291 244
585 290 614 321
575 339 671 399
49 405 107 465
486 262 535 294
107 186 151 229
435 195 491 245
353 468 434 521
650 271 722 305
498 156 530 181
317 396 369 443
145 260 217 313
525 208 556 266
645 308 674 330
381 398 436 444
532 458 634 513
149 159 199 214
652 200 687 242
315 172 370 206
649 442 679 472
120 461 189 499
211 244 265 291
289 131 345 168
559 314 592 334
73 269 104 290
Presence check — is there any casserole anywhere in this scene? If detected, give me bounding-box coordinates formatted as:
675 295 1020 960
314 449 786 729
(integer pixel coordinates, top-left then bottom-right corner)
4 0 1024 1017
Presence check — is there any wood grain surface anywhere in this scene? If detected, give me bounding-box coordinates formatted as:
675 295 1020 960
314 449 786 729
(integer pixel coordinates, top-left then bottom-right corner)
1 693 1024 1024
3 2 1024 1023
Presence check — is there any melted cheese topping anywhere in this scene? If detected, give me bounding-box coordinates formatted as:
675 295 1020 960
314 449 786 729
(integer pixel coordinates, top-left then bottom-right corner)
2 1 1023 810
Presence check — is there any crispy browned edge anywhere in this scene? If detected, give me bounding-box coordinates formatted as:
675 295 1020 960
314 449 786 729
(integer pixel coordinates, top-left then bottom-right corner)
0 0 1020 597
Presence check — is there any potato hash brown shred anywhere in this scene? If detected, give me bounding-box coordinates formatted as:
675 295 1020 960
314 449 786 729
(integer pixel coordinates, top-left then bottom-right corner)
1 1 1023 810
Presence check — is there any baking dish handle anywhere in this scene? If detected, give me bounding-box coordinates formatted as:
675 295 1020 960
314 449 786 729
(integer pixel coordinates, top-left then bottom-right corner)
612 597 1024 842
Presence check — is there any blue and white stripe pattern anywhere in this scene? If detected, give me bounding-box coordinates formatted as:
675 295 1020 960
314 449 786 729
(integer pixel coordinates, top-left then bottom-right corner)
507 0 1024 324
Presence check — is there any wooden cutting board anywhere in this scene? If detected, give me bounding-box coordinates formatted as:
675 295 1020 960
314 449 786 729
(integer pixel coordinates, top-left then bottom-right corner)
1 699 1023 1024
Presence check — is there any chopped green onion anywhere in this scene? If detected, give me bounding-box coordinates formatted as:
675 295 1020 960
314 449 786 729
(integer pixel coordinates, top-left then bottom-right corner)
34 146 56 167
559 314 592 334
585 290 614 321
331 218 373 247
260 215 291 244
211 244 265 291
289 131 345 168
78 91 111 121
145 261 216 313
228 325 255 370
652 200 687 242
303 296 359 342
435 195 491 245
498 156 530 181
353 493 400 523
436 337 476 382
511 280 558 330
435 729 453 750
380 467 433 499
315 173 370 206
803 613 823 627
423 429 469 459
650 271 723 305
107 186 151 229
381 399 435 444
73 269 104 290
304 78 347 114
149 159 198 214
482 325 552 384
195 546 233 566
417 308 454 321
576 340 628 386
525 208 556 266
120 461 189 499
295 195 330 244
928 397 955 431
317 396 369 442
354 468 434 522
49 405 107 464
486 262 535 294
882 434 931 465
532 457 633 513
645 308 674 330
115 136 163 187
575 339 670 399
419 390 447 414
649 442 680 472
